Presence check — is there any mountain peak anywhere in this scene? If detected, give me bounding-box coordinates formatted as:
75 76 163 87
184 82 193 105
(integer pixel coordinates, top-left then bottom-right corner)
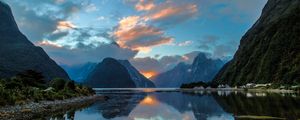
0 1 70 80
0 1 19 33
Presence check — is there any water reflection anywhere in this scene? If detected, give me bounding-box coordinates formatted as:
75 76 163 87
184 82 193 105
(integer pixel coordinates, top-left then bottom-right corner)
43 89 300 120
214 92 300 120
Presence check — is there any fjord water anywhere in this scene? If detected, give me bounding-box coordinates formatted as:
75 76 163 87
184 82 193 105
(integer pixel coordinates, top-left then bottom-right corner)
47 89 300 120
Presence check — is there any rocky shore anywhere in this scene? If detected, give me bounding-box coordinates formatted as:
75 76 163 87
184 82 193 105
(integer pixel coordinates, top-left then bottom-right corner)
0 95 107 120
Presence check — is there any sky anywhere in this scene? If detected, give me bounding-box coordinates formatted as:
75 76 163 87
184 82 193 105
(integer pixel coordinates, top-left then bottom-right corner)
2 0 267 75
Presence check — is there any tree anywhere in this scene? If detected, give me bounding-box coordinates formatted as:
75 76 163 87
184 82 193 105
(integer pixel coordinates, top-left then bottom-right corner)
65 80 75 90
50 78 66 90
16 70 45 87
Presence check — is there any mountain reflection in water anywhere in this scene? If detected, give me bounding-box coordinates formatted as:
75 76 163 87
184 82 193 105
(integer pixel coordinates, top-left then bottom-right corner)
45 89 300 120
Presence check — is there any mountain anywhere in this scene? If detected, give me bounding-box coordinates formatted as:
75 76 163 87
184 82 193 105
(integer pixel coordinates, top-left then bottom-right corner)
118 60 155 88
61 62 97 82
85 58 136 88
85 58 155 88
152 62 190 88
190 53 224 83
213 0 300 86
152 53 224 88
0 1 69 80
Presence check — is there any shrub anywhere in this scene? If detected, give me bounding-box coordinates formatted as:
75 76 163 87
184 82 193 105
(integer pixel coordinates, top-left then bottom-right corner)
16 70 46 88
50 78 66 91
4 77 23 89
65 80 75 90
0 72 95 106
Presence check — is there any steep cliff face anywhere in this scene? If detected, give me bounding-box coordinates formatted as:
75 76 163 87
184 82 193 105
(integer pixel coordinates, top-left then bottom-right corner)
153 53 224 88
0 1 70 80
118 60 155 88
85 58 136 88
214 0 300 85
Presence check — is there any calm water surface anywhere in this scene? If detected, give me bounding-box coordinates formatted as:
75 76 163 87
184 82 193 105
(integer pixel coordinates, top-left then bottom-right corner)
46 88 300 120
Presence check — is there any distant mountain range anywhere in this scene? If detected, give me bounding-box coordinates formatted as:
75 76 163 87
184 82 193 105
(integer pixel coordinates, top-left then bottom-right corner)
61 63 97 83
0 1 69 80
213 0 300 85
152 53 224 88
84 58 155 88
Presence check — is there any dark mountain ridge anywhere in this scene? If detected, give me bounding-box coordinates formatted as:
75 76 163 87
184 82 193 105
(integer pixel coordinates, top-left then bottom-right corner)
85 58 136 88
213 0 300 85
85 58 155 88
0 1 70 80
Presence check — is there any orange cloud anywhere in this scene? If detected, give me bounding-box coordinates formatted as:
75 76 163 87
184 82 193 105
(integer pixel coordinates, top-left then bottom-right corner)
57 21 76 30
135 0 155 11
118 16 141 31
37 40 62 48
114 19 173 52
135 47 152 53
115 25 163 43
113 1 198 54
145 4 198 21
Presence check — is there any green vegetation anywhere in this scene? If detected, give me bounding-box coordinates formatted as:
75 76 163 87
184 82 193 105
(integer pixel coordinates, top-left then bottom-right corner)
0 70 94 106
213 0 300 86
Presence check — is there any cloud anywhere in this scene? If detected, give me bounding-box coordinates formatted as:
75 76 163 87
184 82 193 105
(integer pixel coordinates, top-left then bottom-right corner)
133 0 198 28
40 42 138 65
113 0 199 53
85 3 98 12
130 57 164 73
135 0 155 11
197 35 237 58
57 21 77 30
130 51 201 73
47 31 69 40
3 0 86 42
37 40 63 48
213 44 236 58
145 3 197 24
174 40 193 47
196 0 267 22
197 35 219 50
113 16 173 53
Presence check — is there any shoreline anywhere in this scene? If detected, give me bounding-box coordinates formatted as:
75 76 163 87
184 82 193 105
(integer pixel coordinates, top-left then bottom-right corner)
181 88 297 93
0 95 107 120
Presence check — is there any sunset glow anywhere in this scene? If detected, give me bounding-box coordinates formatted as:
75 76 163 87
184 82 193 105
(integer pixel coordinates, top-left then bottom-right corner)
57 21 76 30
140 95 159 106
141 71 157 79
